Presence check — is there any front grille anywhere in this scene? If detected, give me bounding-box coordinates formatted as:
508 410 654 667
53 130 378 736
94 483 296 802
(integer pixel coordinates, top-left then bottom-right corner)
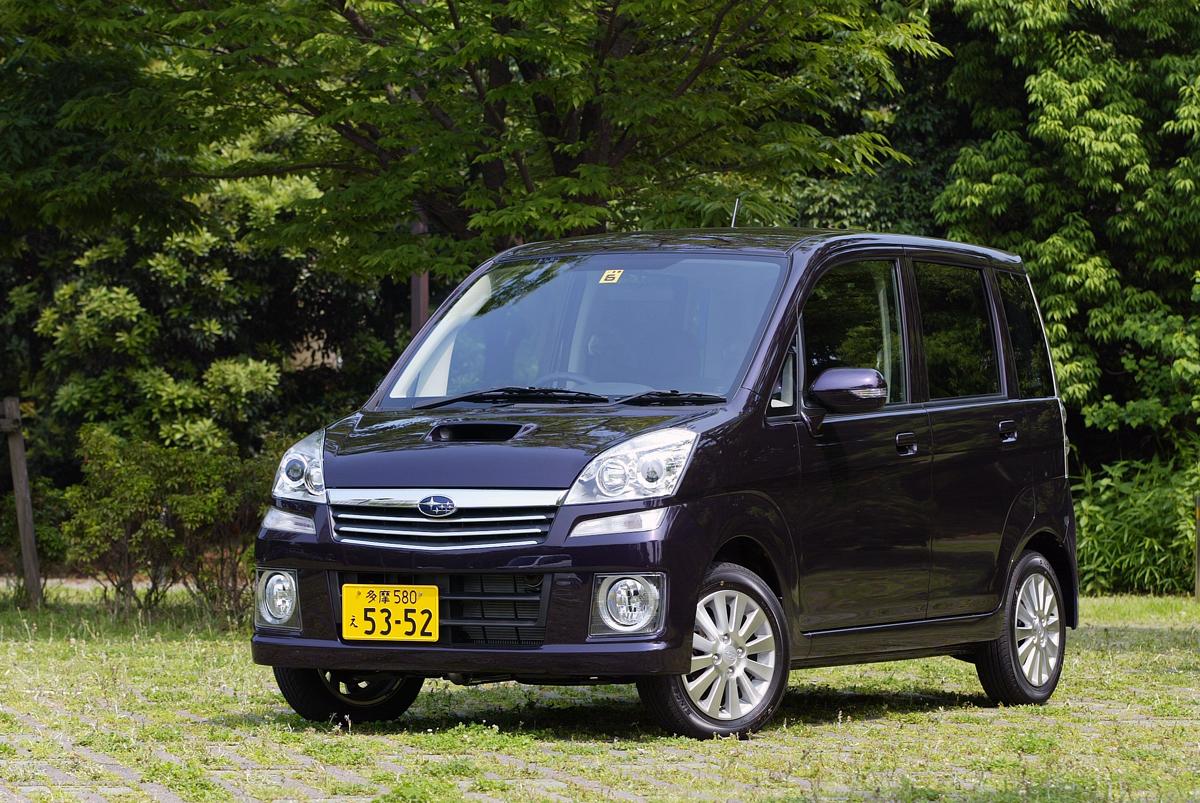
339 572 549 647
330 503 556 549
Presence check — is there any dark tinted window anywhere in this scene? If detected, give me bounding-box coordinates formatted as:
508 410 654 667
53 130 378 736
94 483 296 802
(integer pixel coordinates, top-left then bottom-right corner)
914 262 1001 399
802 260 907 404
997 270 1055 398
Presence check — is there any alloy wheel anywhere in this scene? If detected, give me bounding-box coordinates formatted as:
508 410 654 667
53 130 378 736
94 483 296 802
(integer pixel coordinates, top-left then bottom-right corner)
684 589 778 720
1013 573 1062 687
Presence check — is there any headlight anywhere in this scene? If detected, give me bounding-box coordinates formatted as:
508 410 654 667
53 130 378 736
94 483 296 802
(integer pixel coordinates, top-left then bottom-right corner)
272 430 326 502
566 428 698 504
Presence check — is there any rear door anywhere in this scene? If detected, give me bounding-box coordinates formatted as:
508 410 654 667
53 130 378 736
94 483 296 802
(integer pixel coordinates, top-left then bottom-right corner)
794 257 933 630
993 269 1067 485
912 257 1031 617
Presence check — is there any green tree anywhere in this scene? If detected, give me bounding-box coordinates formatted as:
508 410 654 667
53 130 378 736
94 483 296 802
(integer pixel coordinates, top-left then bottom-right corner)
935 0 1200 460
9 0 944 280
1 7 406 470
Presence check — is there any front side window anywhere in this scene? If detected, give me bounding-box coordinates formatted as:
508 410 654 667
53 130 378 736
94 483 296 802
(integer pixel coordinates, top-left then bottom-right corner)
801 260 907 405
996 270 1055 398
386 254 785 404
913 262 1001 399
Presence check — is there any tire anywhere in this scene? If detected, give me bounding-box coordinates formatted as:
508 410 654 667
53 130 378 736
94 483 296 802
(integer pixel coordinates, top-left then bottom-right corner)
273 667 424 724
637 562 790 738
975 551 1066 705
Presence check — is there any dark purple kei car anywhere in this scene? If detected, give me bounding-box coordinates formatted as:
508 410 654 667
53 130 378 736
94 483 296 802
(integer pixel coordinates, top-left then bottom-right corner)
252 229 1077 738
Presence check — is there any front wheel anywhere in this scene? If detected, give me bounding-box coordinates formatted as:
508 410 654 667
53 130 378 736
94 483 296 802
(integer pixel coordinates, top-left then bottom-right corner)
975 550 1066 705
637 562 790 738
274 667 424 724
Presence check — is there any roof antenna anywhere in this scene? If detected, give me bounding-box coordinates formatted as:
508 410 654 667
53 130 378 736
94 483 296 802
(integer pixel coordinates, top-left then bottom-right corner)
730 196 741 227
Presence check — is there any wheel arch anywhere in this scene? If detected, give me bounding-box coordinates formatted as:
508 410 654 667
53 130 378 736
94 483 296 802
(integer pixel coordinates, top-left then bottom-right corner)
685 490 799 640
1017 529 1078 628
713 534 784 600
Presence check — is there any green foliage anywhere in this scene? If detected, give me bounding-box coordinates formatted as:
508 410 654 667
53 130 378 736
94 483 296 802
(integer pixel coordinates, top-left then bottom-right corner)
935 0 1200 455
62 426 280 617
4 0 1199 603
4 0 944 277
64 427 184 612
0 478 69 588
1075 439 1200 595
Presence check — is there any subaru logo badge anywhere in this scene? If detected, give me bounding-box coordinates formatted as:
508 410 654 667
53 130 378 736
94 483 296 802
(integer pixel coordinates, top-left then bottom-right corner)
418 495 456 518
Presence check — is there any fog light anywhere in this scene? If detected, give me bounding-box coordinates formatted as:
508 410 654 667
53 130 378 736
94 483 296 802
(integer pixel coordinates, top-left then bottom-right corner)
591 573 665 636
255 569 301 630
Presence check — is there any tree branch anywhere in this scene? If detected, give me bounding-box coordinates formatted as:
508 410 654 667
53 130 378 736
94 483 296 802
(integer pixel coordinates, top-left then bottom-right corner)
170 160 377 180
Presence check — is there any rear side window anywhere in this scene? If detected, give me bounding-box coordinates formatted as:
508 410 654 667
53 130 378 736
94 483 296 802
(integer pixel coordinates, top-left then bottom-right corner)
802 260 907 405
913 262 1001 399
996 270 1055 398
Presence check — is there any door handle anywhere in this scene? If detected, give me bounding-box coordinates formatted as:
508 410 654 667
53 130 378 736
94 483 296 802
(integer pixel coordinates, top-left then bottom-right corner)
998 419 1019 444
895 431 919 456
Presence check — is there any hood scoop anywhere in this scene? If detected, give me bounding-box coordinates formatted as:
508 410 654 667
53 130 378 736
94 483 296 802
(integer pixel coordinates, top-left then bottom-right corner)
427 422 534 443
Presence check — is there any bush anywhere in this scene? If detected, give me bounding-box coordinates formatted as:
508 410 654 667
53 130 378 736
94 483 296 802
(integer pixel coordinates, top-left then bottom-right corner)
0 477 70 570
1075 441 1200 595
170 438 280 622
63 426 280 619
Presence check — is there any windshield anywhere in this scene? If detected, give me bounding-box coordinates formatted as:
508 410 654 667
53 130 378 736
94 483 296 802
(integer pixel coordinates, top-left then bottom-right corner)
385 253 786 406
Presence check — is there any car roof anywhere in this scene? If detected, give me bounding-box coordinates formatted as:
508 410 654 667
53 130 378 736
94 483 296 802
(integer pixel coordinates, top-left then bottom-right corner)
497 228 1023 270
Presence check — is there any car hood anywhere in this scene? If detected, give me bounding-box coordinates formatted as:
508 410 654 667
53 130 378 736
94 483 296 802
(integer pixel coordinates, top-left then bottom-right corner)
322 405 718 489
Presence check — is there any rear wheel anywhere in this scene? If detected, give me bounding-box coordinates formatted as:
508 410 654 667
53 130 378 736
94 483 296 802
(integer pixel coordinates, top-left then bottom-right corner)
975 551 1066 705
637 562 790 738
274 667 423 724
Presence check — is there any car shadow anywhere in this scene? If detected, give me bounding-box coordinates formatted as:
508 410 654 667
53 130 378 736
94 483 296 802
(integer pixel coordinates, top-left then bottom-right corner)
773 684 991 726
206 680 993 739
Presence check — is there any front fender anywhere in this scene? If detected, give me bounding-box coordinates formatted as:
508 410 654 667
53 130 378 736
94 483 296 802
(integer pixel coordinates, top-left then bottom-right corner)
674 490 803 656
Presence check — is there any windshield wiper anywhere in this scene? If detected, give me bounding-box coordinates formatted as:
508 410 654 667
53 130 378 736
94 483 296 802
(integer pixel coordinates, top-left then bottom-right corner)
617 390 727 406
413 386 611 410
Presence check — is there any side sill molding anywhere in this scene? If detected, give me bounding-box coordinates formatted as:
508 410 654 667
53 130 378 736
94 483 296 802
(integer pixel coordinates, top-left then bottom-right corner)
803 607 1002 638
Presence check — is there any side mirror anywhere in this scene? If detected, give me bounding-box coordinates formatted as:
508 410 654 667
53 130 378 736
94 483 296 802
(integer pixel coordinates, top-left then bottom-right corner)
809 368 888 414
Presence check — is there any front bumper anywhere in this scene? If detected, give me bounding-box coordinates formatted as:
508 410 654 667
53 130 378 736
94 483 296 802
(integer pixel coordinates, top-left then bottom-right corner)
251 500 702 678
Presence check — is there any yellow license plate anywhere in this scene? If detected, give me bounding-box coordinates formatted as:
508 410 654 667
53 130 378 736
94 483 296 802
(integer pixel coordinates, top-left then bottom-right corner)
341 584 439 642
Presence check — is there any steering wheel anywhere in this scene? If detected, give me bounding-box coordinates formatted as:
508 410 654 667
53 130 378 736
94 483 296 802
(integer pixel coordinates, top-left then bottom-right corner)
532 371 596 389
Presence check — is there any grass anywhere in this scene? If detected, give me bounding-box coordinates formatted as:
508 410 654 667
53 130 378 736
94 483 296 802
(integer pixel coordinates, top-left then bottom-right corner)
0 589 1197 801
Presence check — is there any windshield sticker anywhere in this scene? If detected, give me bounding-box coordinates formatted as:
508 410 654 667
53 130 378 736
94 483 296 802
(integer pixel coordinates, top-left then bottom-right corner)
599 269 624 284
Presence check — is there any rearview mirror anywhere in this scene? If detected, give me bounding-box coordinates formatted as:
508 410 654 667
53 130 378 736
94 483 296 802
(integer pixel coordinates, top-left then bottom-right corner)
809 368 888 414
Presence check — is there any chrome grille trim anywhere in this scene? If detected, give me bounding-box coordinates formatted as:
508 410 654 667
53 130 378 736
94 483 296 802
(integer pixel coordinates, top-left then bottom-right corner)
326 488 566 508
338 525 545 538
328 487 565 550
334 512 551 524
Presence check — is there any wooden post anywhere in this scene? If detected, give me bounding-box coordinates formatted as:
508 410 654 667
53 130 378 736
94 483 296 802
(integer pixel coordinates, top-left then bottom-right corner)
409 213 430 337
410 272 430 336
2 398 41 609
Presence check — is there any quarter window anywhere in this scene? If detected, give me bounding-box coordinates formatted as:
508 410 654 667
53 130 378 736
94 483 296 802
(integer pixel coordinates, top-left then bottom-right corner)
996 270 1055 398
802 260 907 405
913 262 1001 399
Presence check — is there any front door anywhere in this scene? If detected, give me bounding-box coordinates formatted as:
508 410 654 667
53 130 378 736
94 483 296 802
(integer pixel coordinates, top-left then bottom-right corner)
793 258 932 631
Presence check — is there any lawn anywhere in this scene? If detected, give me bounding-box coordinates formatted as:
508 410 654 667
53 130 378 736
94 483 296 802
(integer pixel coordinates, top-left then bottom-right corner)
0 591 1196 801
